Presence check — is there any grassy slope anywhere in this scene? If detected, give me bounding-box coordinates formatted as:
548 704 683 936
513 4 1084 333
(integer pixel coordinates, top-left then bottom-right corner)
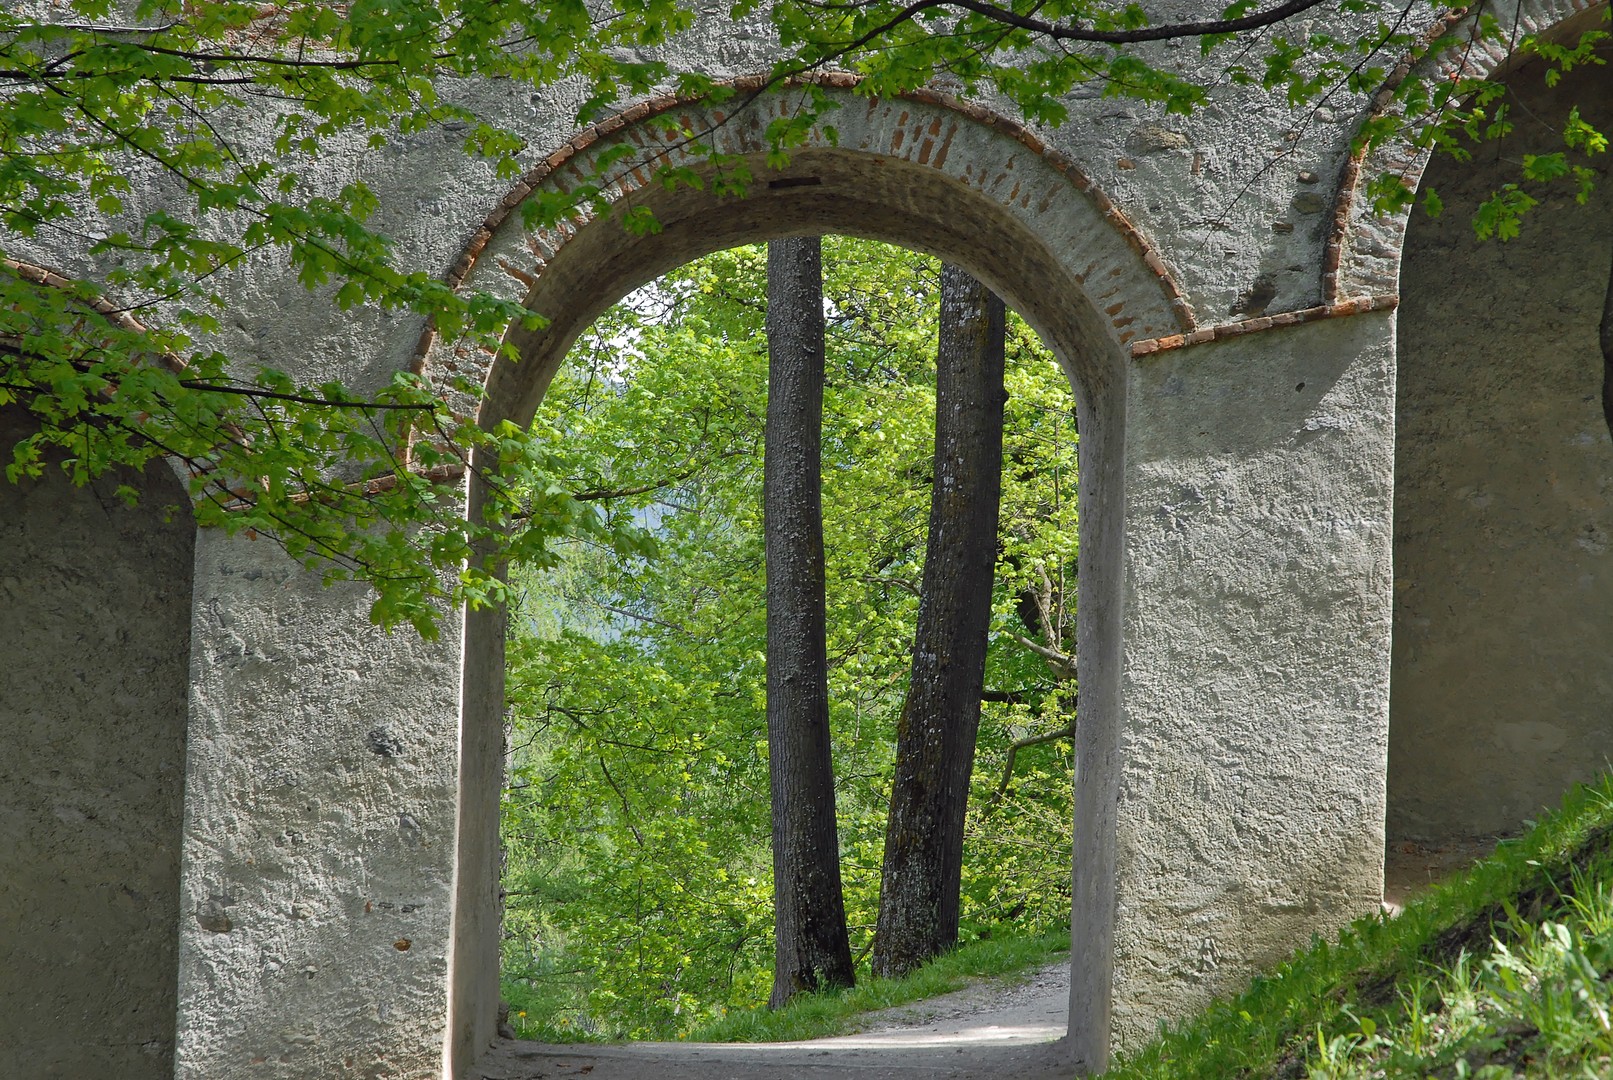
1105 775 1613 1080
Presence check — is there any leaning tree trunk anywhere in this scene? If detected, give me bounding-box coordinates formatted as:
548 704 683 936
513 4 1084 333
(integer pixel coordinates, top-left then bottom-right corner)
765 235 856 1008
1601 243 1613 440
871 264 1008 977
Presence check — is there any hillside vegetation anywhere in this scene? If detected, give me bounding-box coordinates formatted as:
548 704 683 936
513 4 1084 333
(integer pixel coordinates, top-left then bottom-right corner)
1108 775 1613 1080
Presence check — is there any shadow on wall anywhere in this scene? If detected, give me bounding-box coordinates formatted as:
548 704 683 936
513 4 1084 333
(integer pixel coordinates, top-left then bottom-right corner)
0 405 195 1078
1390 48 1613 842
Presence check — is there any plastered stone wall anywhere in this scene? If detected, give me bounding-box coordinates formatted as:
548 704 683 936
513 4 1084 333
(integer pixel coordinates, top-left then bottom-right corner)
174 528 466 1078
0 406 193 1078
1389 51 1613 840
1115 313 1396 1046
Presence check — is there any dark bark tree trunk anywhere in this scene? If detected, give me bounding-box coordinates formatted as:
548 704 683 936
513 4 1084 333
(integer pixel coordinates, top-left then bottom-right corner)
1601 243 1613 441
871 264 1008 977
764 235 856 1008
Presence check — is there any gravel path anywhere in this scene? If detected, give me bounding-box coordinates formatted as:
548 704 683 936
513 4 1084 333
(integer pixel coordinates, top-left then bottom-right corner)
475 960 1073 1080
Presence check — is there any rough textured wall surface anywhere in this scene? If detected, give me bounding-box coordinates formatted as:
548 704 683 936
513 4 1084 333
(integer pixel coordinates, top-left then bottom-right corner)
174 527 465 1079
0 406 194 1078
1115 313 1396 1048
1390 53 1613 840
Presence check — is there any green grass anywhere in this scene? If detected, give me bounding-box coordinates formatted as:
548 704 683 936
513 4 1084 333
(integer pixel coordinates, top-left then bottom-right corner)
1104 774 1613 1080
503 921 1068 1045
682 925 1071 1043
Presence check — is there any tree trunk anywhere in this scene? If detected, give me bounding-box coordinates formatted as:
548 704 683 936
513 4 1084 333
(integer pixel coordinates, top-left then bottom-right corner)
1601 243 1613 441
871 264 1008 977
765 236 856 1008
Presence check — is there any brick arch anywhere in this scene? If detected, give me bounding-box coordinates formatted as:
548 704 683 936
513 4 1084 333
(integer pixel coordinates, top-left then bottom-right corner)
438 76 1173 1074
413 74 1193 429
3 258 187 372
1326 0 1608 301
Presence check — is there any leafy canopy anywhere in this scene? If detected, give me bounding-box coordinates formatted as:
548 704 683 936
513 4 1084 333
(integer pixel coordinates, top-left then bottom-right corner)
1 0 1606 633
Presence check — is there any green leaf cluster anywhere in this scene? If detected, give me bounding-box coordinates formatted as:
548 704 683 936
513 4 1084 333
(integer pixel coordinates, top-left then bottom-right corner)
5 0 1605 640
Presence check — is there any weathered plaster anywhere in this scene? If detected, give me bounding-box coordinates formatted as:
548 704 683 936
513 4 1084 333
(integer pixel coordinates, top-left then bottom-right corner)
0 406 193 1078
174 528 465 1078
1389 50 1613 840
1115 313 1397 1048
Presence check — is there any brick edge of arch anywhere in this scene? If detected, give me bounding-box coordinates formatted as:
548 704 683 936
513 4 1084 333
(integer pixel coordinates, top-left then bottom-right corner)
1323 0 1608 307
3 257 187 374
1135 0 1603 361
407 71 1201 375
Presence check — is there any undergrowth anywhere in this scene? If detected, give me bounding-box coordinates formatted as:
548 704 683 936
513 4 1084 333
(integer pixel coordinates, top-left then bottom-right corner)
1105 774 1613 1080
511 777 1613 1067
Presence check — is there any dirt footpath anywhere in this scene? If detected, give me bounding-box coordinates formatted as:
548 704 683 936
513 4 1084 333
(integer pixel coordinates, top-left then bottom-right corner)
474 961 1074 1080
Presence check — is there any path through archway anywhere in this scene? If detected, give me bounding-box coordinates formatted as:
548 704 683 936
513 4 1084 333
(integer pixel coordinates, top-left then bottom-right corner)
435 82 1185 1076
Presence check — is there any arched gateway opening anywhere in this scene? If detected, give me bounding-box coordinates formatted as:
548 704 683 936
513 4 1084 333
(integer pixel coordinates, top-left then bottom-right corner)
425 80 1191 1075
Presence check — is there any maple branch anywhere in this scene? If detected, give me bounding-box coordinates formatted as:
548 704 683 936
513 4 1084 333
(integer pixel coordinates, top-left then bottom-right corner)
808 0 1333 52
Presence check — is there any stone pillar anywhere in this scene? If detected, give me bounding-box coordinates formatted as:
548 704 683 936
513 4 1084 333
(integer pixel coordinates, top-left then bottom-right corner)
1388 56 1613 842
1108 312 1397 1049
0 409 193 1079
174 528 465 1079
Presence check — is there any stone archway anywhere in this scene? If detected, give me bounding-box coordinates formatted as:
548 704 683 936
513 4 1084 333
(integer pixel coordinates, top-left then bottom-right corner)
423 77 1188 1077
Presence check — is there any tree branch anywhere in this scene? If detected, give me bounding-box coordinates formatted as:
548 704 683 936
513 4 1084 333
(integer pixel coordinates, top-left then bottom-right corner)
1006 631 1076 680
984 720 1075 812
949 0 1333 43
597 757 645 847
856 573 921 597
809 0 1332 55
980 686 1050 704
176 380 437 411
592 602 690 636
569 448 749 502
11 20 181 34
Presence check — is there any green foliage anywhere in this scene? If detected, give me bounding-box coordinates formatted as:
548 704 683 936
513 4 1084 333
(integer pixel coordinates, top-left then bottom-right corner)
4 0 1605 637
499 238 1078 1039
1366 14 1610 235
0 0 688 633
1102 773 1613 1080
